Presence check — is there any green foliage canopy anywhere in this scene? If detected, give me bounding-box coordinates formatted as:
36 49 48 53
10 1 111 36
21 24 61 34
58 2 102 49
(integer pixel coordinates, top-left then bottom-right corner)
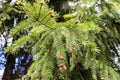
1 0 120 80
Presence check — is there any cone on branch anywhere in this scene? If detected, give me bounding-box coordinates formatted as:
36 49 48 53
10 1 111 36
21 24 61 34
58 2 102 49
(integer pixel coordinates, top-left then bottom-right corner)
59 63 67 70
59 55 65 60
74 20 79 24
49 12 55 18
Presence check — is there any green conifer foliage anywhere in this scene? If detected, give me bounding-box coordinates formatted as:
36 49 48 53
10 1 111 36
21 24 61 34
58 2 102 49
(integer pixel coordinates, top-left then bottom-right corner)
4 0 120 80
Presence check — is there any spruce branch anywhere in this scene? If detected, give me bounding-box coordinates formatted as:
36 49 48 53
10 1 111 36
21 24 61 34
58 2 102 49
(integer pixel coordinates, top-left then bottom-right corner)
18 3 54 29
9 19 37 37
18 5 36 20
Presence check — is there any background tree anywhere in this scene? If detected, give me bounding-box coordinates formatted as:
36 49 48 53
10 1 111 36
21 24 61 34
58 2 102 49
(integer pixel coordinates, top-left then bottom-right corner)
0 0 33 79
0 0 120 80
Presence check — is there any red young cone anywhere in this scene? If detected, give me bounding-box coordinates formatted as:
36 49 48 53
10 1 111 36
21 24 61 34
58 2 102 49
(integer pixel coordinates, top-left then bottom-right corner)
62 65 67 70
72 45 76 51
59 63 64 67
59 55 65 60
74 20 79 24
59 63 67 70
49 12 55 18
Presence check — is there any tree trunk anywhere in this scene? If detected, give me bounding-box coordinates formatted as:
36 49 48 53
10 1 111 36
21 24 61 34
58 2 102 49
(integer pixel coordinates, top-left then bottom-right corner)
2 54 15 80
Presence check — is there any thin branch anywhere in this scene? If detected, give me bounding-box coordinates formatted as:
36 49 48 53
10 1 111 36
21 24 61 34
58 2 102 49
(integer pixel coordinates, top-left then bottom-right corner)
40 13 50 21
38 3 43 19
77 65 85 80
79 71 84 80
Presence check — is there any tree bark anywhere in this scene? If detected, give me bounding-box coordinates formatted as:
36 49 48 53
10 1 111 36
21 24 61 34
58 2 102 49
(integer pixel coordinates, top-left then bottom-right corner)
2 54 15 80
